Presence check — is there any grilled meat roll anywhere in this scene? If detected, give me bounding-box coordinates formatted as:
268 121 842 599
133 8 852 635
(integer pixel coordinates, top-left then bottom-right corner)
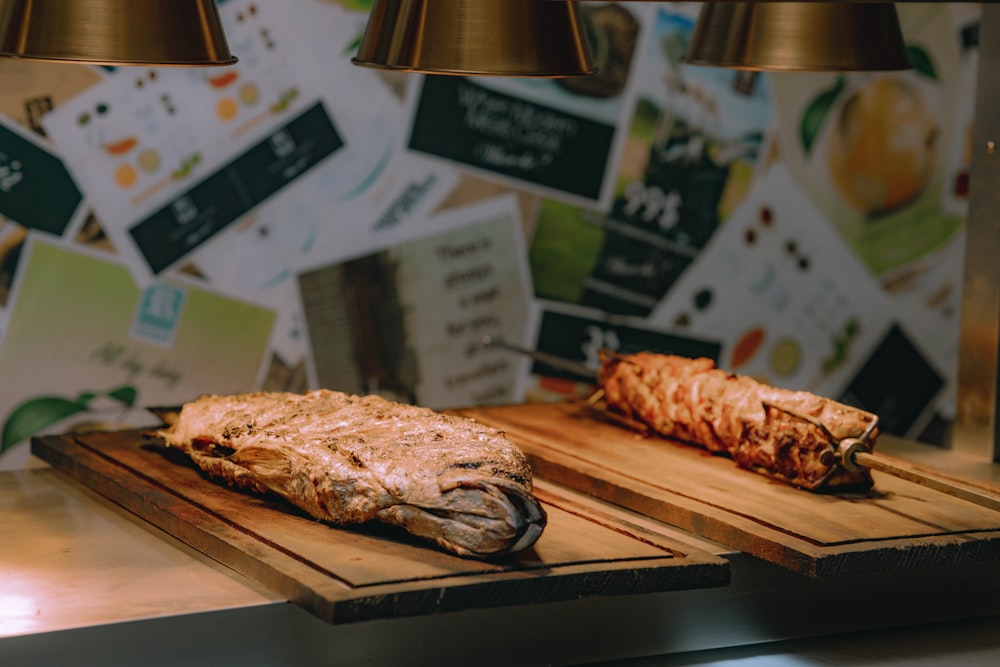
599 352 879 490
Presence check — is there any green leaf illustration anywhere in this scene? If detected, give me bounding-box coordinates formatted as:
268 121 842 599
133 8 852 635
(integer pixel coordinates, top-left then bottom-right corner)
106 385 139 407
821 318 861 375
1 394 94 453
171 152 202 180
343 31 363 57
270 87 300 114
0 385 139 454
906 45 938 81
800 76 846 156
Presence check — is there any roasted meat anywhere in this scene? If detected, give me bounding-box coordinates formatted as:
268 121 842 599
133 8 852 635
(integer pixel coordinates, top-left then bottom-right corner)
155 390 546 558
599 352 879 490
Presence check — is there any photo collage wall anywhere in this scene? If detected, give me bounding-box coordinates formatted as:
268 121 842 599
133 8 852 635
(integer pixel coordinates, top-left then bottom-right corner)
0 1 980 468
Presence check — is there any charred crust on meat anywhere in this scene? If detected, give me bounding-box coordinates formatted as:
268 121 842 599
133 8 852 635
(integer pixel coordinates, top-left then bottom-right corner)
491 465 529 485
448 461 483 470
191 436 237 458
444 461 529 486
221 423 254 440
505 472 529 485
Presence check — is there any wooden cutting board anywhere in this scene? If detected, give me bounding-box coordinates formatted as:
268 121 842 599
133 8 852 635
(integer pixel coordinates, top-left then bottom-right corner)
454 401 1000 578
31 429 729 625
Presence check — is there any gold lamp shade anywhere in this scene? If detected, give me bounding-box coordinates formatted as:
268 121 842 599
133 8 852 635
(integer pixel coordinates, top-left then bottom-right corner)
684 2 911 72
352 0 595 77
0 0 236 66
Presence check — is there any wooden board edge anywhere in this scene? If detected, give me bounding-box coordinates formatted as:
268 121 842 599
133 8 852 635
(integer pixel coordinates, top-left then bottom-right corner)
514 438 1000 578
31 433 731 624
321 555 729 624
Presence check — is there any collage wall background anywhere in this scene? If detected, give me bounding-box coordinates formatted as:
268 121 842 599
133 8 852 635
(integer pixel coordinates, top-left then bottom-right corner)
0 1 981 469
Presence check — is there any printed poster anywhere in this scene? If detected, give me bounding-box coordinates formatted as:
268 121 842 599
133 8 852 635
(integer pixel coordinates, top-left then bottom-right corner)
529 3 771 318
648 164 895 393
0 113 90 321
0 114 87 239
768 3 966 282
403 2 650 209
298 195 534 409
186 148 461 396
285 0 463 237
0 57 102 137
0 236 275 470
522 300 722 402
172 0 463 382
647 164 947 438
0 52 103 322
42 0 353 285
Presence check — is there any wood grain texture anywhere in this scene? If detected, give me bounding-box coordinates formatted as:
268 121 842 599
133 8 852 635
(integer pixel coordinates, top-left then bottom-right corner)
454 401 1000 577
31 429 729 625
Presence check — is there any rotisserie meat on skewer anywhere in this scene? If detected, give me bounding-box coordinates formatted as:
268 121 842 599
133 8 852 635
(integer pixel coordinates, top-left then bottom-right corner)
155 389 546 558
599 352 879 490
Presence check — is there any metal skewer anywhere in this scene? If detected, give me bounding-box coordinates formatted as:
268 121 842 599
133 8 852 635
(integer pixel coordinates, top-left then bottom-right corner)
845 441 1000 513
481 336 598 382
482 336 635 426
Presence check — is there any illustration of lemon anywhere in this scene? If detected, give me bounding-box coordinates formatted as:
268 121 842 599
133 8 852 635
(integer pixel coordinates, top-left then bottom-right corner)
239 82 260 106
137 148 160 174
769 337 802 377
826 77 938 217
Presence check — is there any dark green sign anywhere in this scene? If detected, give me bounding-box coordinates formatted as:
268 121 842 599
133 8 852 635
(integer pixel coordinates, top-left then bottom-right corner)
130 101 343 275
0 122 83 236
409 76 614 202
533 308 721 383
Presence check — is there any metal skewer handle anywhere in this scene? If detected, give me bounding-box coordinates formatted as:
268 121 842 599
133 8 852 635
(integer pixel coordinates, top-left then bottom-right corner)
837 438 1000 513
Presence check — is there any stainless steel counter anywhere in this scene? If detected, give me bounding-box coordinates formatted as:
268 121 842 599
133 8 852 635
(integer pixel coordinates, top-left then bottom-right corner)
3 442 1000 667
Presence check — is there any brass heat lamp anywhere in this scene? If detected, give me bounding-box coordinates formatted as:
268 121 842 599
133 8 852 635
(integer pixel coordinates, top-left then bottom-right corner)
352 0 595 77
0 0 236 66
683 2 911 72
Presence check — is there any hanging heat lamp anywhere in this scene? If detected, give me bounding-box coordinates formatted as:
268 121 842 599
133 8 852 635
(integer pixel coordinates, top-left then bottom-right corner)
352 0 595 77
683 2 911 72
0 0 236 66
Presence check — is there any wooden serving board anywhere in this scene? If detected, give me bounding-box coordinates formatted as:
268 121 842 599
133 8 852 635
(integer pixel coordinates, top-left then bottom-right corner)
454 401 1000 578
31 429 729 625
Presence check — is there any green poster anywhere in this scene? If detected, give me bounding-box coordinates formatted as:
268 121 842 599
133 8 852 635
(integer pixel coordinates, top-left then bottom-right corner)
0 238 275 465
